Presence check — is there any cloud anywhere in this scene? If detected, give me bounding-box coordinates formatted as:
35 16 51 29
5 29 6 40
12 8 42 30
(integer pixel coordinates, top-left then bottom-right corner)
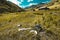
28 3 38 6
42 1 49 3
7 0 23 6
20 3 38 8
7 0 18 4
19 0 24 2
21 3 38 8
27 0 33 2
7 0 50 8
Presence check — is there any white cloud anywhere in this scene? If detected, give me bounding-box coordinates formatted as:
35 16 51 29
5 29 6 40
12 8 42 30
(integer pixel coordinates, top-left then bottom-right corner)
28 3 38 6
7 0 38 8
19 6 25 8
7 0 19 4
27 0 33 2
21 3 38 8
42 1 49 3
20 0 24 2
7 0 23 6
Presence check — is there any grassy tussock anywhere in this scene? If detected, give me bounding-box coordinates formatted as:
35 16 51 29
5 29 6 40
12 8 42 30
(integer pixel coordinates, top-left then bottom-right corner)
0 10 60 40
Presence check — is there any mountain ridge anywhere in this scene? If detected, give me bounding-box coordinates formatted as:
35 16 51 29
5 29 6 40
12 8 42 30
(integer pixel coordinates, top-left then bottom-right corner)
25 0 60 10
0 0 24 13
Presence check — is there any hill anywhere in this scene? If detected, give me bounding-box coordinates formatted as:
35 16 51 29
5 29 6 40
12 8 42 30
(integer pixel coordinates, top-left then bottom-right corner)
25 0 60 10
46 0 60 9
0 0 24 13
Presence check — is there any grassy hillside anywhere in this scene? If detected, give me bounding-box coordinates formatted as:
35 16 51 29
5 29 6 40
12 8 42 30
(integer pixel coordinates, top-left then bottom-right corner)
0 0 24 13
47 0 60 9
0 9 60 40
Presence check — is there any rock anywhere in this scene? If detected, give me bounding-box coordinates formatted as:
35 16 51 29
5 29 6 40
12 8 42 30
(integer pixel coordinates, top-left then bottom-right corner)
30 30 37 35
17 24 22 27
39 7 50 10
18 28 31 31
34 24 43 32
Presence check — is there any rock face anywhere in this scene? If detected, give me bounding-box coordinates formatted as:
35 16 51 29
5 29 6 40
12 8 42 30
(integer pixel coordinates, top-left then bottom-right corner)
0 0 24 13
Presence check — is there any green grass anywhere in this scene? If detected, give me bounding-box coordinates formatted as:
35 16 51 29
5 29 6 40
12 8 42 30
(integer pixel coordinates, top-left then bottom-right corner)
0 10 60 40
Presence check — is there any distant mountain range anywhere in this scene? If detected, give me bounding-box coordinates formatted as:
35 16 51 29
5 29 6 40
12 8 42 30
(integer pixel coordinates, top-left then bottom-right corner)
0 0 24 13
25 3 46 9
0 0 60 13
25 0 60 10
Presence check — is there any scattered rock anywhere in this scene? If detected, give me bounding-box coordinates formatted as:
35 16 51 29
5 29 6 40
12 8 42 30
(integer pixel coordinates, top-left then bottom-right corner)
18 28 31 31
30 30 37 35
34 24 43 32
17 24 22 27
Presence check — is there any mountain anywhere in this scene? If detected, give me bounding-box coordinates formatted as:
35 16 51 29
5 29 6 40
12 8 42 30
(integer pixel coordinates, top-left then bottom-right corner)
25 3 46 9
25 3 47 11
45 0 60 9
25 0 60 10
0 0 24 13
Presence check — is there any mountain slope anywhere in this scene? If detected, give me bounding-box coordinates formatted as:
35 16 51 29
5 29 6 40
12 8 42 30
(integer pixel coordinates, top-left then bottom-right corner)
46 0 60 9
48 4 60 9
0 0 24 13
25 0 60 10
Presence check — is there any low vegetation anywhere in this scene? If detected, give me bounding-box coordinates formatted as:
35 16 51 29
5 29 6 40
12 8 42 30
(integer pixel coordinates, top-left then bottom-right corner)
0 9 60 40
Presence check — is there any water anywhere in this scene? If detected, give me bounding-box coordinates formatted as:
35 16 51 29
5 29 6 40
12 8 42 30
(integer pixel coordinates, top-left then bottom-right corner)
7 0 51 8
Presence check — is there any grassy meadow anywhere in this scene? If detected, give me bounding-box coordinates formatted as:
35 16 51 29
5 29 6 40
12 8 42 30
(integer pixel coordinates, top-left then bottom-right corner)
0 9 60 40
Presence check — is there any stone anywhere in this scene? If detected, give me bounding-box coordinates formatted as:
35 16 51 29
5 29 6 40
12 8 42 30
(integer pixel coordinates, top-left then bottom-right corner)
17 24 22 27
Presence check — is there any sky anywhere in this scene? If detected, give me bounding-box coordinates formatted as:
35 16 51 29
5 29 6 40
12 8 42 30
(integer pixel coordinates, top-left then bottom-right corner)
7 0 51 8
